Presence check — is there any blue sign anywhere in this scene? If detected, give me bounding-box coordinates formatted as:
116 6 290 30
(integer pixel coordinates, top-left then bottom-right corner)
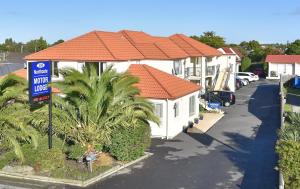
208 102 221 109
29 61 51 103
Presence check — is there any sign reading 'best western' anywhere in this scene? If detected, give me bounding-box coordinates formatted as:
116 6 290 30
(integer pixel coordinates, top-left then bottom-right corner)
29 61 51 104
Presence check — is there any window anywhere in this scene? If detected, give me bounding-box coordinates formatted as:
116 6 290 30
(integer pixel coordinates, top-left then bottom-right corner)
52 61 59 77
189 96 196 116
155 104 163 118
174 102 179 117
173 60 182 75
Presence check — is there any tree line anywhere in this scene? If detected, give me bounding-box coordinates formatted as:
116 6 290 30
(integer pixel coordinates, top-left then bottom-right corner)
191 31 300 63
0 37 64 53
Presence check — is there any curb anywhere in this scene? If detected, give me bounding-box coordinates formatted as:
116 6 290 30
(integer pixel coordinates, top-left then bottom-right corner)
279 171 284 189
0 152 153 187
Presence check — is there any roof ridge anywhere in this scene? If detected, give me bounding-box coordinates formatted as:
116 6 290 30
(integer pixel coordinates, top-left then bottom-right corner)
120 30 147 59
142 65 173 98
94 31 117 60
153 43 171 59
175 34 204 56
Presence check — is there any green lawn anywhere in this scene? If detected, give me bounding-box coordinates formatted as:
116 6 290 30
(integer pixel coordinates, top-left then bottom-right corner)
284 104 292 113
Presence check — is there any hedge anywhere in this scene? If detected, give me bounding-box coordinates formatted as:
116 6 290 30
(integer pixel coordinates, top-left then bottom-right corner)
109 124 151 161
276 140 300 189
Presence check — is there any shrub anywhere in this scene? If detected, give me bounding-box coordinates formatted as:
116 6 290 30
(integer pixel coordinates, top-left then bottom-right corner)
35 148 65 172
109 124 151 161
276 140 300 189
67 144 86 160
0 151 16 169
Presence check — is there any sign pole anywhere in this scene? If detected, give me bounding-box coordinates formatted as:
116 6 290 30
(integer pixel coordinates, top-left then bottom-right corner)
48 89 52 149
48 61 52 149
28 61 52 149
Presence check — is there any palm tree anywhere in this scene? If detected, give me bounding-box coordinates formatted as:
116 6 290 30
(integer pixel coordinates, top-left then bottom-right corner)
50 65 159 149
0 74 38 162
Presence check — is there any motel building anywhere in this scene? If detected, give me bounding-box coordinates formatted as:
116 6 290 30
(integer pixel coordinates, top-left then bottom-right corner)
24 29 208 139
266 55 300 79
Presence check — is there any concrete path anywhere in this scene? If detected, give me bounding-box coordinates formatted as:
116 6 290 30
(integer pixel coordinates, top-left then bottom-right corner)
189 112 224 133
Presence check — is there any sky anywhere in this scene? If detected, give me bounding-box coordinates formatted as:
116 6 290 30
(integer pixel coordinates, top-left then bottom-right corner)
0 0 300 44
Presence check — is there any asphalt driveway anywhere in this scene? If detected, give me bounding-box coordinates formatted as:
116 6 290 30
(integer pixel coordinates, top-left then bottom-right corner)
0 79 279 189
77 79 279 189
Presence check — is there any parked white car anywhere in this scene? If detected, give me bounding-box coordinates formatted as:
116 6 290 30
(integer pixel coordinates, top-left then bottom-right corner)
237 72 259 82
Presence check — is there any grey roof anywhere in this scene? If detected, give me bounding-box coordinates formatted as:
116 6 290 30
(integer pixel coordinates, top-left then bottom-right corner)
0 52 29 64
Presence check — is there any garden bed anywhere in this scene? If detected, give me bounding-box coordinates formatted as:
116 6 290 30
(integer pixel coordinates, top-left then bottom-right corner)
0 152 152 187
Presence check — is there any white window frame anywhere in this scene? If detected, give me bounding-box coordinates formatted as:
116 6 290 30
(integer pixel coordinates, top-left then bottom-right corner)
154 103 163 118
173 60 182 75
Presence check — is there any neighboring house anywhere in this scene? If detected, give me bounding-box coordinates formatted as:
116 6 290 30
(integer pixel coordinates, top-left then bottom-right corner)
266 55 300 79
210 47 239 92
24 30 221 91
128 64 200 138
0 52 28 76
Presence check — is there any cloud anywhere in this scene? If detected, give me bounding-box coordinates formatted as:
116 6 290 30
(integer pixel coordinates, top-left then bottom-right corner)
290 7 300 15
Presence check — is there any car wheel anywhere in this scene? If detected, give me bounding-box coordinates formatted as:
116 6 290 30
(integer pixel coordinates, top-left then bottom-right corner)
244 80 249 85
224 102 230 107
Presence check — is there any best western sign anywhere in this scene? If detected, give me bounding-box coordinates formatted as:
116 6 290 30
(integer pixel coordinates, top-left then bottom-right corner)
29 61 51 104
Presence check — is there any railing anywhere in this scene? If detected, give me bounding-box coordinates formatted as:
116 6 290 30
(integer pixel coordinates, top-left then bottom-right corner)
206 66 215 76
185 67 201 78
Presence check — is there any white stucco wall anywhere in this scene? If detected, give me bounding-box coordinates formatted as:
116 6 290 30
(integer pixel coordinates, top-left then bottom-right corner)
149 91 200 139
268 62 295 79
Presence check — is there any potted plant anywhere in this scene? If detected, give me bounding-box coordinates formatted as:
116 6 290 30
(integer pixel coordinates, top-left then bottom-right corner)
194 118 199 124
188 121 194 128
199 113 204 120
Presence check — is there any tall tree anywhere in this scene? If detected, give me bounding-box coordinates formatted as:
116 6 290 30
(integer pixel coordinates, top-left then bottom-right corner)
286 39 300 55
25 37 48 53
241 57 251 72
51 39 64 46
191 31 225 48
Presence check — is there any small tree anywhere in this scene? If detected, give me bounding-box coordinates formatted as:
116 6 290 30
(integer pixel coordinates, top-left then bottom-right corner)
0 74 38 162
241 57 251 72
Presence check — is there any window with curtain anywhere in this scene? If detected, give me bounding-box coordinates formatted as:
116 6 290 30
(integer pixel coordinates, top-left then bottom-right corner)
155 103 163 118
173 60 182 75
189 96 195 116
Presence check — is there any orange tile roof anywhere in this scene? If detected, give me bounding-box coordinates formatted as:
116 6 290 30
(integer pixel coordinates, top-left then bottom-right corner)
128 64 200 99
169 34 222 57
0 68 27 79
266 55 300 63
25 30 220 62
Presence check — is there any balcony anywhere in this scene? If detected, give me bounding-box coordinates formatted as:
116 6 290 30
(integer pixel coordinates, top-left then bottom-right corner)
206 66 215 76
185 67 201 80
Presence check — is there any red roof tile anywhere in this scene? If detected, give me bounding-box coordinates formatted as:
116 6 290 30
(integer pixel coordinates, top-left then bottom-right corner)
220 47 235 55
266 55 300 63
25 30 220 62
128 64 200 99
169 34 222 57
0 68 27 79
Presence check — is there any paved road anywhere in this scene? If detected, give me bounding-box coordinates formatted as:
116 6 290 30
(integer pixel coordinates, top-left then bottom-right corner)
0 79 279 189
